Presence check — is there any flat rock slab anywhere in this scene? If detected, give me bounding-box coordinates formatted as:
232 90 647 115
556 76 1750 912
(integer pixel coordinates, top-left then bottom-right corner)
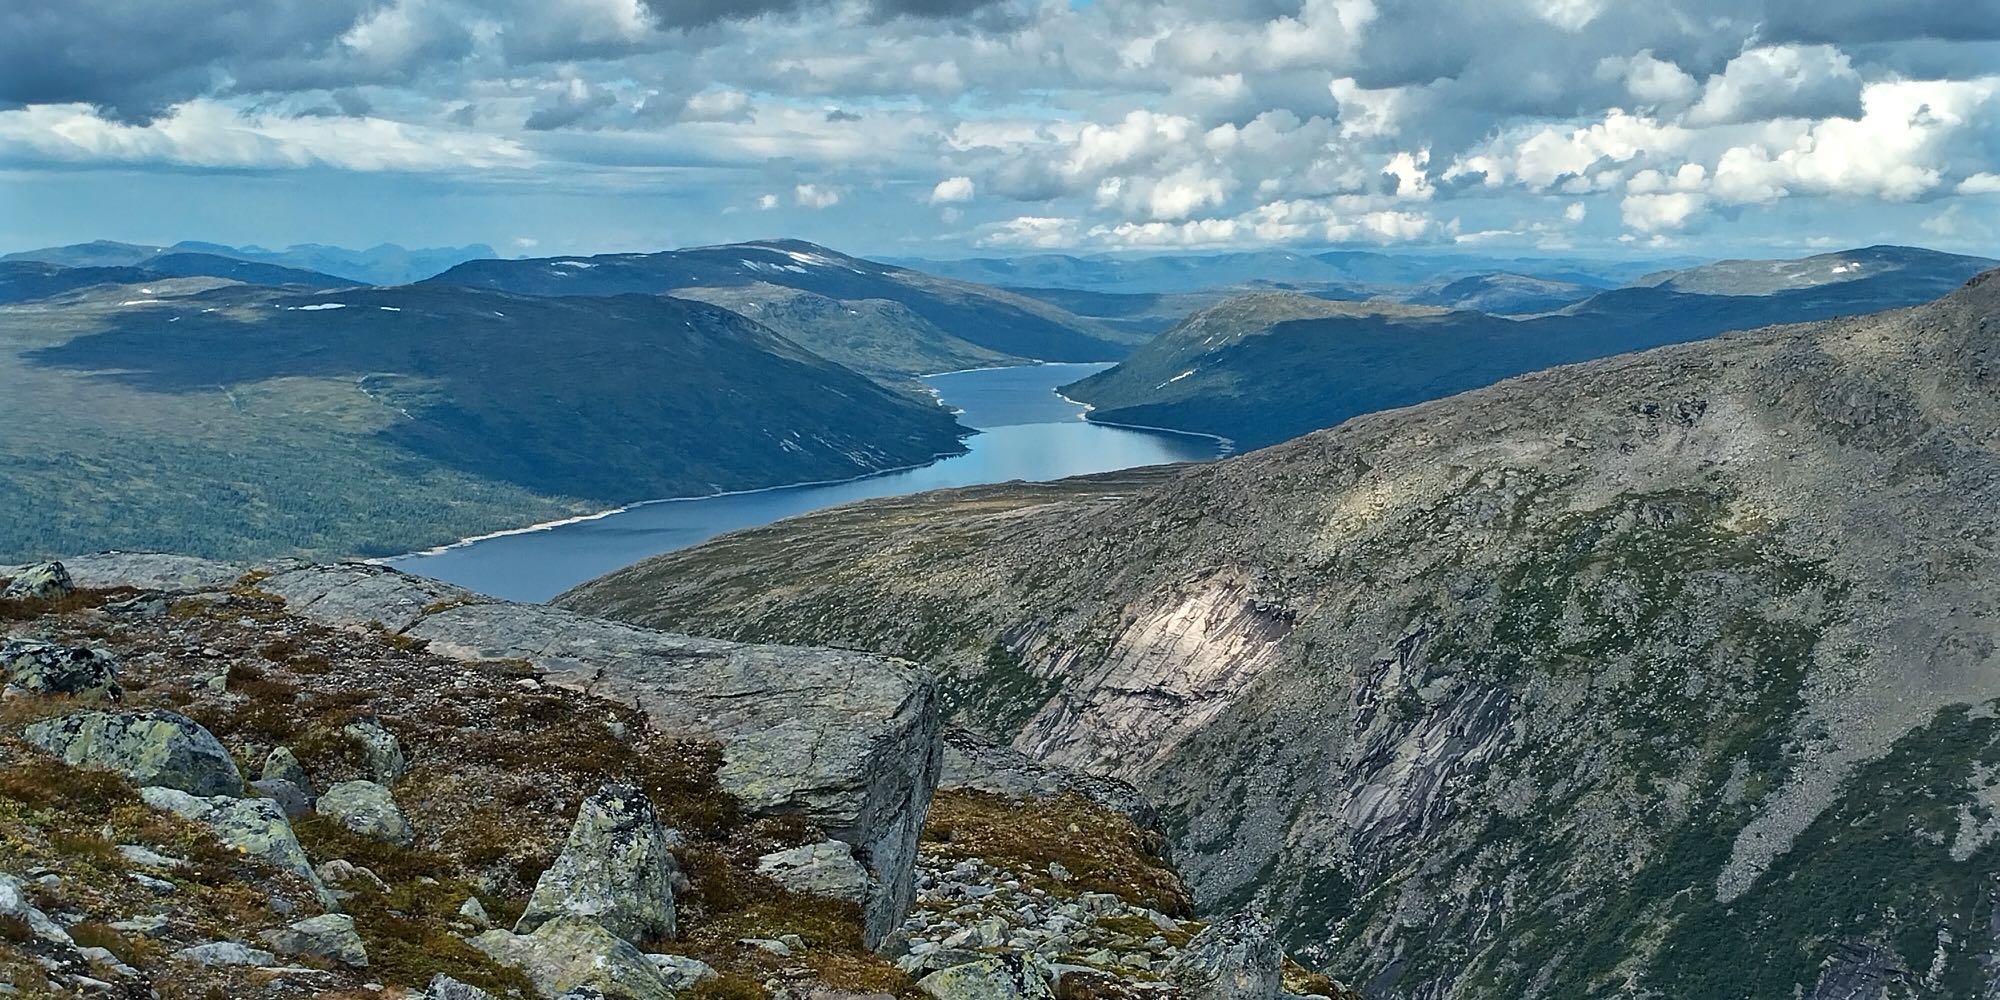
50 552 252 592
259 563 489 633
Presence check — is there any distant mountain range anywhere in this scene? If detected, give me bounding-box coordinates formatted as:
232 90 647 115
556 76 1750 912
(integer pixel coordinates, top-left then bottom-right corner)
0 254 353 303
3 240 497 285
1063 245 2000 450
427 239 1142 363
887 248 1687 295
0 277 964 562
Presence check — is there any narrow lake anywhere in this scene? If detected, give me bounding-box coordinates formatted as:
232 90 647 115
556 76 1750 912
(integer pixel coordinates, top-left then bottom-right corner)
386 363 1224 602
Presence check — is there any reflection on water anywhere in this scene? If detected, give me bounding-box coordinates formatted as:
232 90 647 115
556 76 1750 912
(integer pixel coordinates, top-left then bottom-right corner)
387 363 1221 602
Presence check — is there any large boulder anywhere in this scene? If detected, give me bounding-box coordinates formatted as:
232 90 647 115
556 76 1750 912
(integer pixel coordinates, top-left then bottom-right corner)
401 600 941 949
1 639 123 702
427 977 499 1000
471 917 677 1000
756 839 873 904
917 956 1055 1000
138 787 336 909
46 552 249 592
516 784 678 943
261 744 314 796
1162 912 1281 1000
23 709 241 796
317 780 415 846
1 561 74 600
263 912 368 967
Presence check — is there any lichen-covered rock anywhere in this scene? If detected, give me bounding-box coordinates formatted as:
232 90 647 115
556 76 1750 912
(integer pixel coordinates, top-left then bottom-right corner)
317 780 415 846
262 912 368 967
916 956 1054 1000
140 786 336 909
262 745 315 798
647 953 718 991
516 783 678 943
427 976 499 1000
341 717 407 785
0 639 123 702
471 917 677 1000
23 709 240 796
2 560 74 599
251 778 312 818
175 941 277 967
756 839 873 904
1162 912 1280 1000
0 872 73 947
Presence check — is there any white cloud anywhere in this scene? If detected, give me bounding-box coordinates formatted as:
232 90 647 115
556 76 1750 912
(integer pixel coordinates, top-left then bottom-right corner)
1564 201 1587 222
0 100 532 171
1961 173 2000 194
928 176 975 204
1598 50 1698 108
683 88 753 122
794 183 841 209
978 216 1080 248
1687 44 1862 126
757 193 779 210
1621 191 1708 231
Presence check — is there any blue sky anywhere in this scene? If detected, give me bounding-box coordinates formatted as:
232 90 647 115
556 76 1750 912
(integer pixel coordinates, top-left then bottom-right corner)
3 0 1997 260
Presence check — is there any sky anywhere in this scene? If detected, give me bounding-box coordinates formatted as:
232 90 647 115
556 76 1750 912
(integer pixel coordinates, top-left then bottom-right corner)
2 0 1997 260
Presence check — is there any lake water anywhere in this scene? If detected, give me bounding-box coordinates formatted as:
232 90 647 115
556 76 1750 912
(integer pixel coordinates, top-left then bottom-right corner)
385 363 1223 602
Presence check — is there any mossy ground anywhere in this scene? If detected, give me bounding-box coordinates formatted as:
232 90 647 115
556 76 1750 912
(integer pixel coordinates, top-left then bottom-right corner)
922 789 1192 916
0 582 907 999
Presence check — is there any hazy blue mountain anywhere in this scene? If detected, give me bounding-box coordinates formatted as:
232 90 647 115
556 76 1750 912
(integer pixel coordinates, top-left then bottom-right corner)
0 279 965 561
0 255 353 304
427 239 1142 362
1401 272 1602 314
1063 245 2000 449
5 240 496 285
887 249 1688 294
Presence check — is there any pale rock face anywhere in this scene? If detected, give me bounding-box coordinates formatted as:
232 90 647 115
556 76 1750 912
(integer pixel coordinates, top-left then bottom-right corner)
646 953 719 991
471 917 678 1000
51 552 247 592
176 941 278 967
262 912 369 967
1162 913 1280 1000
1 639 123 702
139 787 336 909
516 783 679 944
426 976 499 1000
916 955 1055 1000
756 839 874 904
317 780 415 847
24 709 241 797
2 560 74 599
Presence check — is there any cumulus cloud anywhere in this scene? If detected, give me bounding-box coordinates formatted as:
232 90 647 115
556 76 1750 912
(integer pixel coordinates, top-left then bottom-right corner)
794 182 841 208
928 175 975 203
1686 44 1863 125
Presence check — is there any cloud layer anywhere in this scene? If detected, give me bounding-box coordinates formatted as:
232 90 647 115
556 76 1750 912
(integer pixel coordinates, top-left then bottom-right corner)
3 0 1996 255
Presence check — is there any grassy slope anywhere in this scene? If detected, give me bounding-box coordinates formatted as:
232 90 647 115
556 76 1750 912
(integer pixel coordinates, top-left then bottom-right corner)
0 281 965 562
670 283 1022 377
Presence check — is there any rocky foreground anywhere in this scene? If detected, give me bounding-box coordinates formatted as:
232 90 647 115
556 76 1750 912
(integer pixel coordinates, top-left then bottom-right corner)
0 555 1353 1000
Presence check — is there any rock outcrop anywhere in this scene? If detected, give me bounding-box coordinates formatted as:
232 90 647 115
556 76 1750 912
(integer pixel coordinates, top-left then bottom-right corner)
1 560 73 599
516 784 680 944
756 840 873 904
24 709 241 796
917 955 1054 1000
262 913 369 967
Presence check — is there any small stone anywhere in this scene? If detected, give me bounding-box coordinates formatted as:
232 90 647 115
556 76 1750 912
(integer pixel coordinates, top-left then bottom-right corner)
115 845 184 869
647 954 718 991
425 976 498 1000
108 916 170 938
341 718 407 785
458 896 493 927
252 778 312 819
262 746 315 797
741 938 792 957
2 561 74 600
263 913 369 967
1046 862 1071 883
318 780 415 847
316 860 390 895
128 873 178 893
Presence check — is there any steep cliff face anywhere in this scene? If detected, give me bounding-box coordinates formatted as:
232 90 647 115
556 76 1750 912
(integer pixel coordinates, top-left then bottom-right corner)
563 273 2000 997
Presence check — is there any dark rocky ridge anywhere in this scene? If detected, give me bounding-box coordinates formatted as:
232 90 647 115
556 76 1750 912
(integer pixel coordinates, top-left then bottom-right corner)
564 272 2000 997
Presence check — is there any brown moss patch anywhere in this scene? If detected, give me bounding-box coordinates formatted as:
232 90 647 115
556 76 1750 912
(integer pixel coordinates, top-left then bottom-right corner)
923 790 1193 915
